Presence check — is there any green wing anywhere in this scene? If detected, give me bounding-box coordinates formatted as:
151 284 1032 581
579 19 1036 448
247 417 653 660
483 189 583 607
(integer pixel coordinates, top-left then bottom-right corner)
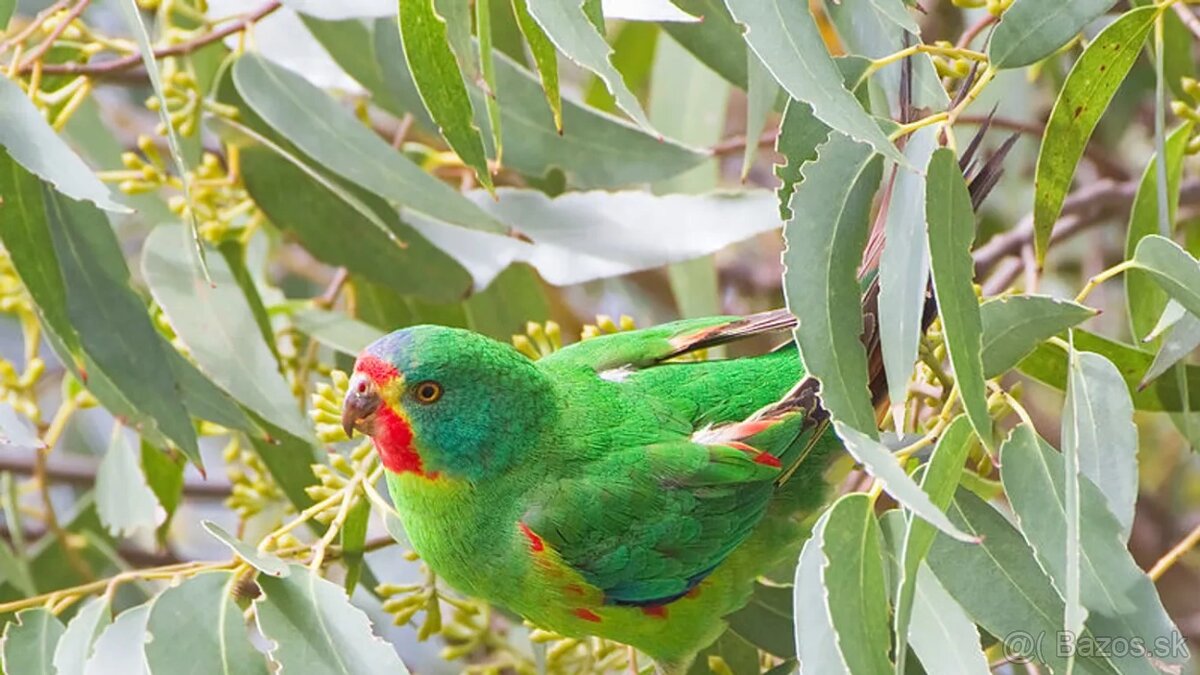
523 439 785 606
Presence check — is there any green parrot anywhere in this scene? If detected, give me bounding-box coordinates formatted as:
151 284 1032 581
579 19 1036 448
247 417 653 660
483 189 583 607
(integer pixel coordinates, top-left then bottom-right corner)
341 309 842 672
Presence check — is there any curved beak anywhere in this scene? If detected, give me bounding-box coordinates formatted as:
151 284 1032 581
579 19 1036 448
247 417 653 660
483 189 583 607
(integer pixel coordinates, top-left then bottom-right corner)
342 374 382 438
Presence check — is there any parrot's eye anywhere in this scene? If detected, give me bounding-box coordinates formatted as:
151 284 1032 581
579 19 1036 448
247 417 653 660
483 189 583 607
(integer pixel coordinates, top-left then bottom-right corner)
413 380 443 404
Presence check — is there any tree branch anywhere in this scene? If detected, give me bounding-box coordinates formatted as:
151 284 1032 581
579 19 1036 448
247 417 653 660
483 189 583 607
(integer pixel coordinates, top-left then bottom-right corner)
0 447 231 498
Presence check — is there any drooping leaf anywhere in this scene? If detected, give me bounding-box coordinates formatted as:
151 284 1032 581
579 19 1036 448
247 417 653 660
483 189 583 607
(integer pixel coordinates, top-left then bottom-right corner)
233 53 503 233
980 295 1098 378
145 571 269 675
1131 235 1200 322
201 521 289 577
774 100 831 221
510 0 562 130
926 490 1122 674
95 430 164 538
990 0 1120 69
52 596 111 675
794 493 891 675
0 79 127 213
690 631 759 675
880 127 937 426
141 224 314 443
398 0 495 191
0 404 42 450
892 415 974 673
1126 123 1192 341
1142 313 1200 388
907 565 989 675
1017 328 1200 412
292 308 386 355
1032 6 1156 262
1000 425 1181 673
835 422 976 543
725 583 793 658
139 442 184 544
1 608 65 675
662 0 747 88
41 188 200 465
256 565 411 675
741 52 780 179
926 148 992 449
782 134 881 436
1062 350 1089 658
603 0 699 21
237 144 471 302
340 497 372 593
0 0 13 29
526 0 657 135
1065 352 1139 540
476 0 504 163
82 605 149 675
372 22 703 188
725 0 903 164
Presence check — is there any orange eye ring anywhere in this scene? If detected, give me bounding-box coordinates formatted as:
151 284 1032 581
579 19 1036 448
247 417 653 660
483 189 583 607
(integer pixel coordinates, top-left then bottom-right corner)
413 380 442 404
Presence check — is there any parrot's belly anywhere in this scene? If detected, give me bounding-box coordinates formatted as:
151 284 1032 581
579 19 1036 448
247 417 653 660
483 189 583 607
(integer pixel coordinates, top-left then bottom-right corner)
386 472 740 666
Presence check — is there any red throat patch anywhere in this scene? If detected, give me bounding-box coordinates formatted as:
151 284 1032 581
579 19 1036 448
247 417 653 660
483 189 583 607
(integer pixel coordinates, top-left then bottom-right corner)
373 404 437 478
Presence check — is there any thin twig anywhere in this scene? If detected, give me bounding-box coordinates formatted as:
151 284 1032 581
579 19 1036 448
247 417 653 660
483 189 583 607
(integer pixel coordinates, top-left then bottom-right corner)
14 0 90 73
956 13 997 49
0 0 71 55
1149 520 1200 581
20 1 281 77
0 447 230 497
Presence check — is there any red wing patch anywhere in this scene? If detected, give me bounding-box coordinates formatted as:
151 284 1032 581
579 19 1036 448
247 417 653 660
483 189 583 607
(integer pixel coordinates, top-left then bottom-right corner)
518 521 545 553
572 608 602 623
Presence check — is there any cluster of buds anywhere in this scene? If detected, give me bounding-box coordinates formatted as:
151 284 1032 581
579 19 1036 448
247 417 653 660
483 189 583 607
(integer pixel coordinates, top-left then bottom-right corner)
1170 78 1200 154
145 59 201 137
305 441 372 525
580 314 636 341
928 40 975 80
310 370 351 444
530 631 630 674
223 435 285 521
512 321 562 360
0 252 44 420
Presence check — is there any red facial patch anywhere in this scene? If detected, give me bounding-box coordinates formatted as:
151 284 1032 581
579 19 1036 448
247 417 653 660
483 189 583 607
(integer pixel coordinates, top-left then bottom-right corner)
355 355 399 384
373 405 436 478
572 608 602 623
518 522 545 553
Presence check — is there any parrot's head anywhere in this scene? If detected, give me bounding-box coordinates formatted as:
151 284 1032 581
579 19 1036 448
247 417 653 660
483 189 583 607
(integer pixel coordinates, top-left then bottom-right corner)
341 325 555 482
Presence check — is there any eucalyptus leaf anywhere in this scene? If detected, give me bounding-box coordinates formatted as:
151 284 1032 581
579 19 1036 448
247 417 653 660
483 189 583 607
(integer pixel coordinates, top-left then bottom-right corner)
602 0 698 21
725 583 794 658
774 99 831 221
292 308 386 355
83 606 150 675
990 0 1119 68
907 565 989 675
201 521 290 577
1032 6 1156 262
662 0 747 88
142 225 314 443
510 0 562 130
1131 235 1200 320
52 596 111 675
256 565 411 674
1142 313 1200 388
0 79 127 213
95 431 164 538
0 404 42 450
980 295 1098 378
725 0 904 164
1 608 65 675
741 52 780 180
145 571 269 675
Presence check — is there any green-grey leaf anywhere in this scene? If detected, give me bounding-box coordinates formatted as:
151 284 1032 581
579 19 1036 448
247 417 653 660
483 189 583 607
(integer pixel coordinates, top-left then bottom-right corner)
201 521 289 577
41 189 200 465
95 431 163 538
0 535 34 597
990 0 1119 69
52 596 111 675
893 415 974 674
741 52 780 179
437 0 481 85
1131 235 1200 322
1 608 65 675
398 0 494 191
83 605 149 675
142 225 314 442
926 490 1121 674
867 0 920 35
1032 6 1156 262
926 148 991 451
292 308 386 355
1142 313 1200 388
145 571 269 675
511 0 562 131
724 0 904 164
980 294 1098 377
0 0 13 29
0 78 127 213
1126 123 1192 341
1066 352 1138 540
1000 425 1181 673
233 53 503 234
880 127 937 425
256 565 411 675
662 0 747 88
774 99 831 221
526 0 657 135
794 493 891 675
907 565 988 675
1016 328 1200 412
0 404 41 450
835 422 976 543
782 134 881 436
1062 350 1089 651
236 143 471 302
